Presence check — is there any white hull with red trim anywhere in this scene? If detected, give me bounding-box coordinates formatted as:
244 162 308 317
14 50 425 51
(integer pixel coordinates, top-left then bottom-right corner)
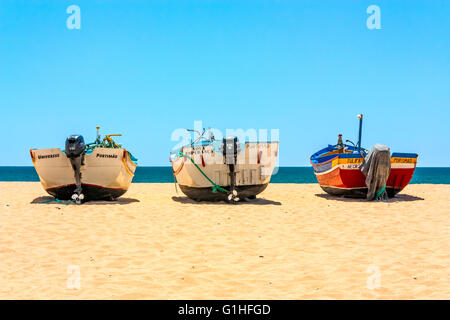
30 147 137 200
171 142 279 201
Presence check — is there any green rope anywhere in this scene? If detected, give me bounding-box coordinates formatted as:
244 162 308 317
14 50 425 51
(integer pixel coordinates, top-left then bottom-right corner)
42 198 72 205
179 152 229 193
375 185 386 200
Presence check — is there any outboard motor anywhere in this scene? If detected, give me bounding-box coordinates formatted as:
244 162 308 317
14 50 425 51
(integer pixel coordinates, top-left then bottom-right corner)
222 136 240 202
65 135 86 204
65 135 86 158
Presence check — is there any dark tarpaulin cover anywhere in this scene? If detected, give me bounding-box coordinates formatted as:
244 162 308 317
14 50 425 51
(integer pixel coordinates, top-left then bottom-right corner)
359 144 391 200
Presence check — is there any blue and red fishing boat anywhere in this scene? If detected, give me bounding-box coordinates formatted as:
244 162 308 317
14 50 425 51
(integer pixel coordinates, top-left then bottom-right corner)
310 115 418 198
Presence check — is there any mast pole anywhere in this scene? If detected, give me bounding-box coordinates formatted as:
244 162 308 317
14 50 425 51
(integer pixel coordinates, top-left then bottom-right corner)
96 126 101 144
357 114 363 152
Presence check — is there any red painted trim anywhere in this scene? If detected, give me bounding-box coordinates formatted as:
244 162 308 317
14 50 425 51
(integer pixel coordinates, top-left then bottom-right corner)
47 183 124 191
315 166 416 193
172 161 184 176
201 154 206 167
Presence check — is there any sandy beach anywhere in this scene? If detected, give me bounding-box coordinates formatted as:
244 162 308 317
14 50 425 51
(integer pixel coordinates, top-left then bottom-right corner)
0 182 448 299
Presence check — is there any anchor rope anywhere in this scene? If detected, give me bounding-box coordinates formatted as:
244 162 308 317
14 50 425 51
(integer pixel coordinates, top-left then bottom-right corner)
41 198 72 205
375 185 386 200
178 152 229 194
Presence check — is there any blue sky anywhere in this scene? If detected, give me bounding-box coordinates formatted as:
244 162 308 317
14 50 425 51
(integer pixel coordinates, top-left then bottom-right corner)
0 0 449 166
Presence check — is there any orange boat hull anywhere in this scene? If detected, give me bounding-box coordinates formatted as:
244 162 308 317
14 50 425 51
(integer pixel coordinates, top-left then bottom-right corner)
312 154 418 198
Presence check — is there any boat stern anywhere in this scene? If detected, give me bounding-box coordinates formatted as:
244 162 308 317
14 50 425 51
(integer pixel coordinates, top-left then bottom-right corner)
386 152 418 196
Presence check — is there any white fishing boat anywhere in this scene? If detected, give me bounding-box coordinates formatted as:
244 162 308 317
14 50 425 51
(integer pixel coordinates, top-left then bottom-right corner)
170 128 279 202
30 127 138 203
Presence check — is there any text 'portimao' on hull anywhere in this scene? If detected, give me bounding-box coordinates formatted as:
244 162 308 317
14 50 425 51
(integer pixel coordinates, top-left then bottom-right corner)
30 127 138 204
310 114 418 200
170 128 279 202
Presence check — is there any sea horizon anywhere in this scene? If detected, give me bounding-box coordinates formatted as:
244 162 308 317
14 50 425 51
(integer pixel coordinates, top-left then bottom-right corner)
1 166 450 184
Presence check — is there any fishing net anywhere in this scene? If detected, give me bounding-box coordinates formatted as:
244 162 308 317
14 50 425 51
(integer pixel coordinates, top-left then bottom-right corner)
360 144 391 201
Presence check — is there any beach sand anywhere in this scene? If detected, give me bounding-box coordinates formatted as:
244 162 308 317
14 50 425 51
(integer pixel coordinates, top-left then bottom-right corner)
0 182 448 299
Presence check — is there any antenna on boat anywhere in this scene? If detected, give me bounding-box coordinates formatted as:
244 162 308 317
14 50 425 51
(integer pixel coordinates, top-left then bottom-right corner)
207 127 215 142
357 114 363 152
96 126 101 144
187 128 204 145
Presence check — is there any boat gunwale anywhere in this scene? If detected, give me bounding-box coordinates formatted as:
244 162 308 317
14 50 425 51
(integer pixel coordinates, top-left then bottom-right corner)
310 144 419 166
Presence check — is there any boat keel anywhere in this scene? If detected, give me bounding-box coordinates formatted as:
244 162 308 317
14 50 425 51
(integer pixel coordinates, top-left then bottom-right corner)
46 184 127 201
320 186 403 199
179 183 269 202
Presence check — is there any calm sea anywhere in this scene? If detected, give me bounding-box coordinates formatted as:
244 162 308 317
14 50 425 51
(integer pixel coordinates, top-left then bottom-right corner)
1 167 449 184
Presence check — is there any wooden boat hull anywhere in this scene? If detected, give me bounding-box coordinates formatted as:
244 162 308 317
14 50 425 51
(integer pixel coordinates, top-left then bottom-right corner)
179 184 269 202
312 152 418 198
172 141 278 201
46 184 127 200
30 147 137 201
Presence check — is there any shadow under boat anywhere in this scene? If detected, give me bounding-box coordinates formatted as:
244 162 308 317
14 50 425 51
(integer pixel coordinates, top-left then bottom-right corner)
31 196 140 205
171 196 281 206
315 193 424 202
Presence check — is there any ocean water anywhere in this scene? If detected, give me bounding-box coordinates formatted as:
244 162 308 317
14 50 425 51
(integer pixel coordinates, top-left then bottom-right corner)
1 166 450 184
